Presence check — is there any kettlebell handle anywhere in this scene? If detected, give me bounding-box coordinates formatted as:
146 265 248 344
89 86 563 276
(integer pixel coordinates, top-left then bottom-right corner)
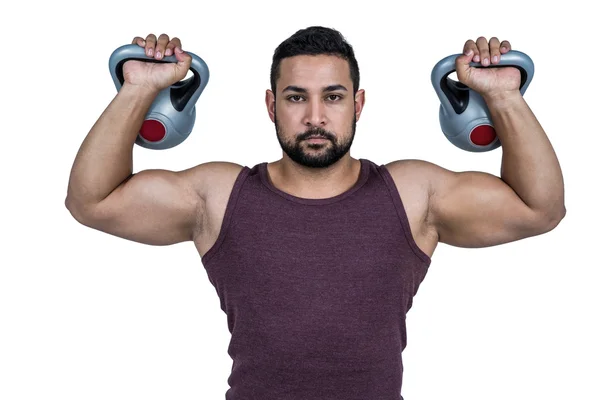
431 50 534 115
108 44 210 114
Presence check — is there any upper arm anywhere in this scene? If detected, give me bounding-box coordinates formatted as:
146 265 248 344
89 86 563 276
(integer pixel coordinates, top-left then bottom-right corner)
428 162 557 247
390 160 553 248
71 162 241 246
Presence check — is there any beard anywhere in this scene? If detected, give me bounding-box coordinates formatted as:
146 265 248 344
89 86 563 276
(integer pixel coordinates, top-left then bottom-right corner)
274 111 357 169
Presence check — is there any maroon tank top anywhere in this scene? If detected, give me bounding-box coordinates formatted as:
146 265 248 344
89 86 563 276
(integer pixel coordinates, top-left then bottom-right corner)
201 158 431 400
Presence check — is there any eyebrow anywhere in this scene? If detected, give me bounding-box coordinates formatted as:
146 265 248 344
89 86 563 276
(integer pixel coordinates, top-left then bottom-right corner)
281 84 348 94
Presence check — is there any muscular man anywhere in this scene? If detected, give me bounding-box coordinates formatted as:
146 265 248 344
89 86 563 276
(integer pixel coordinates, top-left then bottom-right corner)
65 26 565 400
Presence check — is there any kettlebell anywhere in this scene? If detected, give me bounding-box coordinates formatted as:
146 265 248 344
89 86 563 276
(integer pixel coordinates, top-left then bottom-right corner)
431 50 534 152
108 44 210 150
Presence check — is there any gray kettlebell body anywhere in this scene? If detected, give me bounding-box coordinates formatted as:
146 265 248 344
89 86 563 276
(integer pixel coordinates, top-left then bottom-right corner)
108 44 210 150
431 50 534 152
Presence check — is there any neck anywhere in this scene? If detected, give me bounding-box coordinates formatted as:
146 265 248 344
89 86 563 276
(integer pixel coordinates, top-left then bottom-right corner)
268 156 361 199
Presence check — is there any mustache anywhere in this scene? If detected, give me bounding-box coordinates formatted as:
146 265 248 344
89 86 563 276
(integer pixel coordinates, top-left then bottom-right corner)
299 127 334 141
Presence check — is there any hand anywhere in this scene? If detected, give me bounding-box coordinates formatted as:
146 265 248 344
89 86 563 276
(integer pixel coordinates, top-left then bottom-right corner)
455 37 521 99
123 33 192 92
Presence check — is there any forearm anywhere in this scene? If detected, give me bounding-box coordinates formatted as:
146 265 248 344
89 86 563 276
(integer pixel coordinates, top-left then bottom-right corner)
484 91 565 219
66 83 159 209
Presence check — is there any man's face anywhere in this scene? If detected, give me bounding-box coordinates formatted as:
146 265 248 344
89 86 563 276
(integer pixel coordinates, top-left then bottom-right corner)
266 54 365 168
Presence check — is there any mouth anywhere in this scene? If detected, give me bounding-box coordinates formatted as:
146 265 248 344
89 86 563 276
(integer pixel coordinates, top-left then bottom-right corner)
305 136 329 141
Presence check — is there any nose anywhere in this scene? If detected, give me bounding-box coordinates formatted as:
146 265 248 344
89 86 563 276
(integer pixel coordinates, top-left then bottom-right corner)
302 99 327 127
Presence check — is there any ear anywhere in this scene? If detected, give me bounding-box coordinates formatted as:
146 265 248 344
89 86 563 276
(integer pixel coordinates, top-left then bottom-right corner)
265 89 276 123
354 89 365 122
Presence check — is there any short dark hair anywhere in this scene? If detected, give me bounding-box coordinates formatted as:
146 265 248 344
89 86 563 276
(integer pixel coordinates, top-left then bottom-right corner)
270 26 360 96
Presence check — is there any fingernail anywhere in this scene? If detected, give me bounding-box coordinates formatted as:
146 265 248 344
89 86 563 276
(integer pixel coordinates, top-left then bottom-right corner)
501 46 507 51
165 48 172 56
484 58 489 65
493 56 498 62
156 51 162 59
466 49 473 55
175 47 183 53
148 48 153 56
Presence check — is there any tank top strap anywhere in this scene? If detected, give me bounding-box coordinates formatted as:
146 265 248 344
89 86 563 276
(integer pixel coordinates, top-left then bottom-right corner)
200 165 251 265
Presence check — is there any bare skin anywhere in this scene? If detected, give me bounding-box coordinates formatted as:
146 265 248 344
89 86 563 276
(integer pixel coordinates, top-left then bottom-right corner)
66 34 565 262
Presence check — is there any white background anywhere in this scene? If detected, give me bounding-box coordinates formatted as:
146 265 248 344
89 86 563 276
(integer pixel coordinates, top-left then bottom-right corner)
1 1 598 399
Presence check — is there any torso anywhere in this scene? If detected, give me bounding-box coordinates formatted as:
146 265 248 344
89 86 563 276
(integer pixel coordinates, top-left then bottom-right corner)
192 160 439 259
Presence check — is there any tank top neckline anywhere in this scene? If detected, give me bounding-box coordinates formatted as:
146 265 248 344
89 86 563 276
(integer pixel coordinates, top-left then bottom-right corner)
258 158 370 205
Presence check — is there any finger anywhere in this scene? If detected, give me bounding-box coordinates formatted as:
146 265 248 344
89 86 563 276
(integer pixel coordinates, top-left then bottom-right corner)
165 37 182 57
476 36 490 66
154 33 170 60
488 37 501 64
500 40 512 53
145 33 157 57
463 39 480 63
469 39 480 63
462 39 477 57
131 36 146 47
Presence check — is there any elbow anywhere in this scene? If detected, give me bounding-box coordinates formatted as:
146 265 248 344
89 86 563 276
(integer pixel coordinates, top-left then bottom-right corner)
65 197 96 226
540 205 566 232
65 197 85 224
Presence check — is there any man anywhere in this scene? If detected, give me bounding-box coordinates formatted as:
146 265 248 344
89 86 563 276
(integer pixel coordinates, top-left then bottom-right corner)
65 26 565 400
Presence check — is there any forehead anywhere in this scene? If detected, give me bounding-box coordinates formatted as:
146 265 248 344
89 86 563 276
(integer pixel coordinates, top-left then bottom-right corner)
278 54 351 90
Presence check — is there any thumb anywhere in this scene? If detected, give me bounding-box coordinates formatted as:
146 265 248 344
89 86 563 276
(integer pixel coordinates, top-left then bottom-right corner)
455 49 474 84
173 47 192 79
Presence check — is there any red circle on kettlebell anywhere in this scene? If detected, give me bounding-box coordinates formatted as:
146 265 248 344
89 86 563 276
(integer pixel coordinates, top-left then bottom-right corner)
470 124 496 146
140 119 166 142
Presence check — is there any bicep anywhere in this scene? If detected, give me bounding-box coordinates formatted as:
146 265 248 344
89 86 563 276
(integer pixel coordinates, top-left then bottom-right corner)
82 168 203 246
428 167 545 248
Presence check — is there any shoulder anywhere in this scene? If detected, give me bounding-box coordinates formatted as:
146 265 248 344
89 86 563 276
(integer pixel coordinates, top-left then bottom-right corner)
380 159 446 253
384 158 459 192
382 159 439 204
384 158 447 175
178 161 246 201
383 159 453 189
382 158 457 224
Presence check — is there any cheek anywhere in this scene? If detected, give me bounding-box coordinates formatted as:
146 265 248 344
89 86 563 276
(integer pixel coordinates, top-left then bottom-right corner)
281 103 305 118
331 105 355 123
277 105 305 126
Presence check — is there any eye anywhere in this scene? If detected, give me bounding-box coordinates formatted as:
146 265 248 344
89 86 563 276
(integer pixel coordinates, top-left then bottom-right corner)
287 95 304 102
327 94 342 101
